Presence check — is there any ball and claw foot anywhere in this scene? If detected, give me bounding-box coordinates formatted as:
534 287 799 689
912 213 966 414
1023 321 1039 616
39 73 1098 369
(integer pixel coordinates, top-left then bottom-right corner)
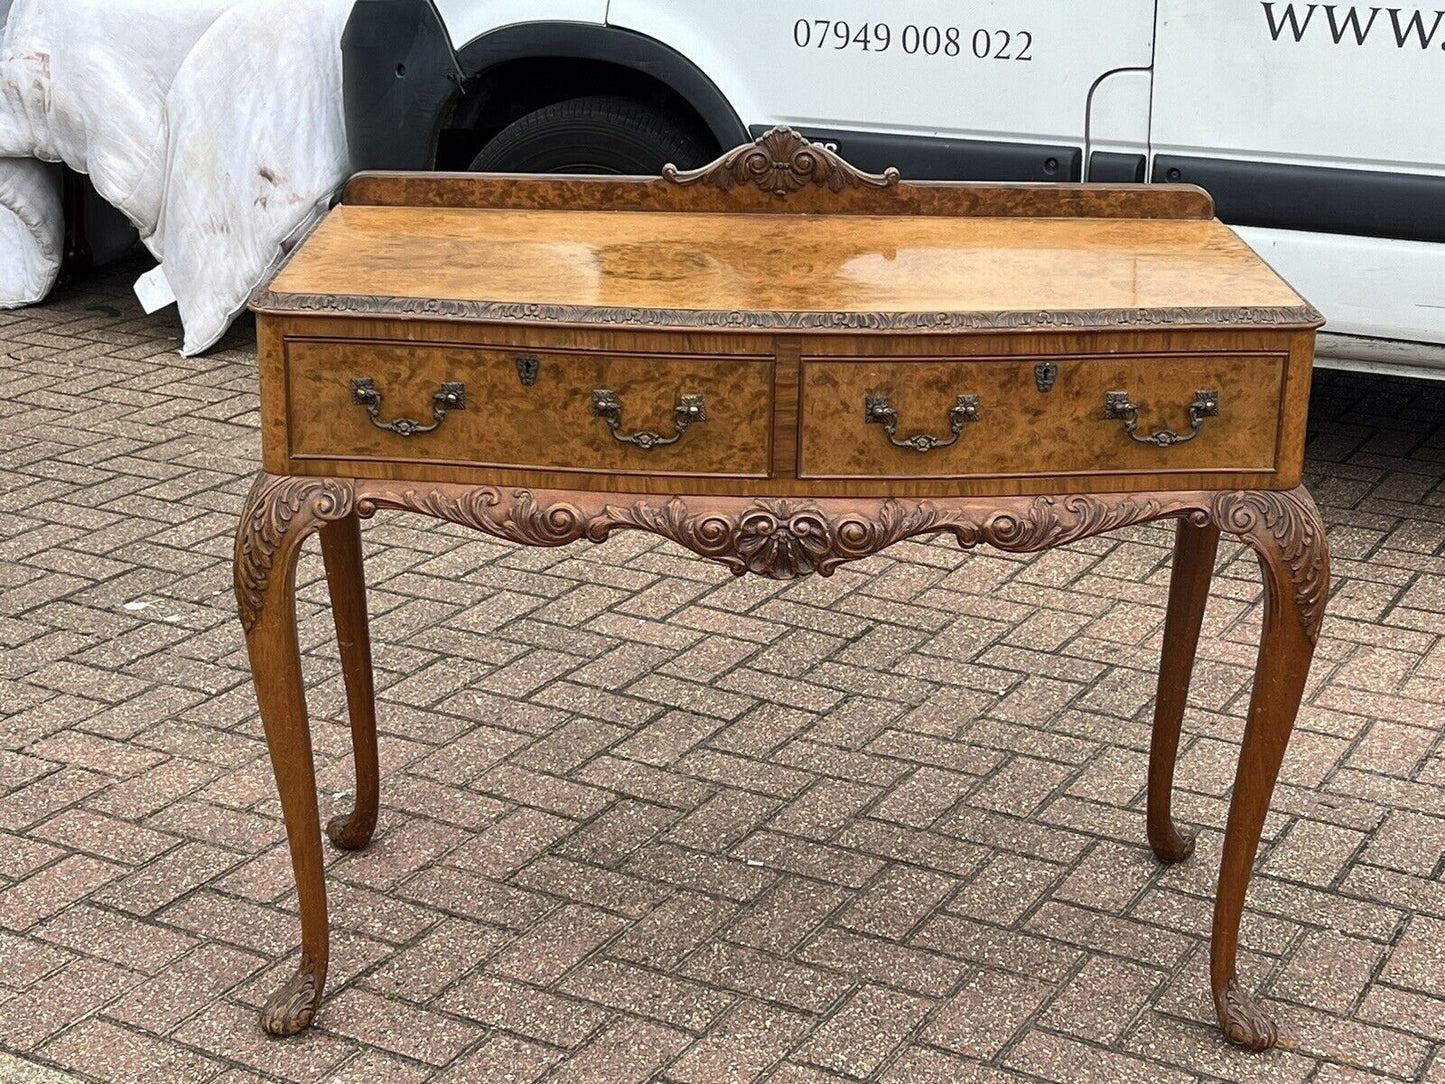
1216 977 1279 1051
326 808 377 851
260 956 322 1037
1151 820 1196 864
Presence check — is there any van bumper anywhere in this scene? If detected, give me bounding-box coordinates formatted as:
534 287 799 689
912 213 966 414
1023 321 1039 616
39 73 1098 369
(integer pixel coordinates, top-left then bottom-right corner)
342 0 463 171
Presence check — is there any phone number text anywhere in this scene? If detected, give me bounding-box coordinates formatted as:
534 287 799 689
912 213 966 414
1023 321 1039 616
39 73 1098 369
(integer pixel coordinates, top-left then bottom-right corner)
792 19 1034 60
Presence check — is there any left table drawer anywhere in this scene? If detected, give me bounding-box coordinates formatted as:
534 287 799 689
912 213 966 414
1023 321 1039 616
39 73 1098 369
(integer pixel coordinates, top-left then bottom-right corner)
284 339 775 478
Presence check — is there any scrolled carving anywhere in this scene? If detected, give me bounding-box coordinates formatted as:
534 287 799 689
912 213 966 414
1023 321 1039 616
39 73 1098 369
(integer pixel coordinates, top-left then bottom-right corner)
590 493 1188 578
356 486 587 548
345 484 1208 582
1210 488 1328 644
355 484 499 528
235 475 355 633
982 494 1166 552
504 490 590 546
828 499 972 565
663 125 901 197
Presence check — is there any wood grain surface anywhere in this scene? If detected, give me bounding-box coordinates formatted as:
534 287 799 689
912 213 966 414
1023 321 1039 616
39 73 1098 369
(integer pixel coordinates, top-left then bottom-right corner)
260 206 1315 331
285 338 774 478
260 319 1313 496
798 351 1285 479
341 169 1217 220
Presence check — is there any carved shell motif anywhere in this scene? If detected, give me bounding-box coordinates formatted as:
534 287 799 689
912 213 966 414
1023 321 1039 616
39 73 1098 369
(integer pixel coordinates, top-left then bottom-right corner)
663 125 901 196
590 498 849 578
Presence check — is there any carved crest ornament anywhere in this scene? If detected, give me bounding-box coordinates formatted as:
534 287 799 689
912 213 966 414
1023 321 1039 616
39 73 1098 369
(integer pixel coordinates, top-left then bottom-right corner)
662 124 902 195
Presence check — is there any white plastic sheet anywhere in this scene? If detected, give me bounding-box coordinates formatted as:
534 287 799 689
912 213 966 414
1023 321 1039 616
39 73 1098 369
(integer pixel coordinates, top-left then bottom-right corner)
0 0 352 352
0 155 59 307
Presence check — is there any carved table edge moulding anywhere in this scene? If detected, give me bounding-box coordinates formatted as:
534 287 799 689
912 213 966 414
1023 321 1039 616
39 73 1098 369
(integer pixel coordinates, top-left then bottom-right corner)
248 290 1325 333
234 125 1331 1053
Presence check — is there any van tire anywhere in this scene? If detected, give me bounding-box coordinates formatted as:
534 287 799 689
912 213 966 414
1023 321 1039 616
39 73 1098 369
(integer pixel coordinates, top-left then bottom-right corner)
468 96 712 174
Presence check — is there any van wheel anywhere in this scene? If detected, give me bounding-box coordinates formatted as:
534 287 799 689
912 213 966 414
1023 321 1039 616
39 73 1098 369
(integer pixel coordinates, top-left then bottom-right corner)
469 96 713 175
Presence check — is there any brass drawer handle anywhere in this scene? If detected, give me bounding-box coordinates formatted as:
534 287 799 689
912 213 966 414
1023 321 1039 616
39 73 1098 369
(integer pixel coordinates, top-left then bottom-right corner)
865 393 980 452
591 389 706 449
351 378 465 437
1104 388 1220 447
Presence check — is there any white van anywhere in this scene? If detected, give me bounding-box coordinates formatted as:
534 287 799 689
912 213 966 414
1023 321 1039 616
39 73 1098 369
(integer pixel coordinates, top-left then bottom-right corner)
343 1 1445 378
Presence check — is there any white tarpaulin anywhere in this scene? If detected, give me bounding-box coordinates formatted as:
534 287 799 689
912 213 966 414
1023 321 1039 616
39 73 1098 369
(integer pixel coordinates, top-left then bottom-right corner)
0 154 59 306
0 0 352 353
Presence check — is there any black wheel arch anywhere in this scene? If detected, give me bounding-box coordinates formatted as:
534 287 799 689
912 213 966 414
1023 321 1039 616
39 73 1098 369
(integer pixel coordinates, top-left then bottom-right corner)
344 5 748 173
443 22 747 170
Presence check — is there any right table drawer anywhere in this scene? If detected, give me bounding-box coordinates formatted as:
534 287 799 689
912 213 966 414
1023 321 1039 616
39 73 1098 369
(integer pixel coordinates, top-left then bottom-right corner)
797 352 1287 480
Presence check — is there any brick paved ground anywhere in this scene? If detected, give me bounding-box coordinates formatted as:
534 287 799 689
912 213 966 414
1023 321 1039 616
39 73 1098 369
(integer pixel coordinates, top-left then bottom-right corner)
1 258 1443 1084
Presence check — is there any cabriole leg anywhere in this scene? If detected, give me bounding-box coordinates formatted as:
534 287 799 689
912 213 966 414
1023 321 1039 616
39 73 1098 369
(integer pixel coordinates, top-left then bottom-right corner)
1148 516 1221 863
235 473 355 1035
1208 488 1328 1050
319 513 379 851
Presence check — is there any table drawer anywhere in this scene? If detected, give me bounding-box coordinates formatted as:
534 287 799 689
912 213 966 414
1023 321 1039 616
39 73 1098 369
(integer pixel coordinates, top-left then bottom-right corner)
798 352 1286 480
286 339 774 477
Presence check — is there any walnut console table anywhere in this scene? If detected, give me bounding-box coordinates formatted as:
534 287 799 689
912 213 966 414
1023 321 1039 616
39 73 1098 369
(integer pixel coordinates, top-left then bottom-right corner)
236 128 1328 1050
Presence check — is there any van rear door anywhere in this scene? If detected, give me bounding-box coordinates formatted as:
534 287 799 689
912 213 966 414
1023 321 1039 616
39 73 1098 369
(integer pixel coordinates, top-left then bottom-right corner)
1150 1 1445 349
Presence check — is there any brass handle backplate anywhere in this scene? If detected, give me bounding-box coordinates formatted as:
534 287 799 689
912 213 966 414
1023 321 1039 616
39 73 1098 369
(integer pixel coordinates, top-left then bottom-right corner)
591 389 706 449
1104 388 1219 447
865 393 980 452
351 378 465 436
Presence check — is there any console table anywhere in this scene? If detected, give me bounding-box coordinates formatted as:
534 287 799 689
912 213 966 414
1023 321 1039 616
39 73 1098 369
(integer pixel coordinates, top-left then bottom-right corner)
237 127 1328 1050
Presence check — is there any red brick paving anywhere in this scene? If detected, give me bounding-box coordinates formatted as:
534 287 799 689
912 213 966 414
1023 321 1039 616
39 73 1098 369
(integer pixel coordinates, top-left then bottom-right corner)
2 259 1444 1082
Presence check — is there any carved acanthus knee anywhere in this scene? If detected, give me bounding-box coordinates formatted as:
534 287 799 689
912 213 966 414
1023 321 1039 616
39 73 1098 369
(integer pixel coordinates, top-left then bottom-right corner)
1209 487 1328 644
234 474 357 632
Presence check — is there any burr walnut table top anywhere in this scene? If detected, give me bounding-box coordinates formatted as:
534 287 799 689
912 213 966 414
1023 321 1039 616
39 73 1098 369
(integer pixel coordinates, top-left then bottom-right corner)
258 205 1313 330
